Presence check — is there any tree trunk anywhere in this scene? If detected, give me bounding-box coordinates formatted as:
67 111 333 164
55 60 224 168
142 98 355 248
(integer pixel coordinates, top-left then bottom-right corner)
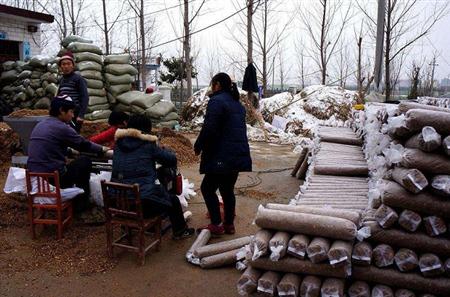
320 0 327 85
247 0 256 107
385 0 392 101
184 0 193 99
70 0 76 35
262 0 268 94
357 37 363 101
59 0 67 38
140 0 146 90
102 0 109 55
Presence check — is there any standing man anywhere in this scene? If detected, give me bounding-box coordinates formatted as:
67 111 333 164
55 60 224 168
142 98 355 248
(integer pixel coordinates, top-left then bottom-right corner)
57 51 89 132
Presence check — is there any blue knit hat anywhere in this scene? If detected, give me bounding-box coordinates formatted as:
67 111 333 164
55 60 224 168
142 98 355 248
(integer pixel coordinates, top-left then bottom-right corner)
51 94 76 110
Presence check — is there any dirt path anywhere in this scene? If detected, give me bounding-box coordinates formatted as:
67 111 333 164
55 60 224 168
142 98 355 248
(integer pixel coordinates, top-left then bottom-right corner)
0 139 300 297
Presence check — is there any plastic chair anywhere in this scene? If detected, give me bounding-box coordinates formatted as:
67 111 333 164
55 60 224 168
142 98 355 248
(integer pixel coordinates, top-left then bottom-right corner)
25 170 73 240
101 180 162 265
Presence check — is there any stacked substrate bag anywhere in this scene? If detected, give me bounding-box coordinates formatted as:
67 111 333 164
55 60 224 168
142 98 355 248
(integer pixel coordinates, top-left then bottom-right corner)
353 101 450 297
103 54 135 107
64 36 110 121
1 56 59 112
237 204 371 297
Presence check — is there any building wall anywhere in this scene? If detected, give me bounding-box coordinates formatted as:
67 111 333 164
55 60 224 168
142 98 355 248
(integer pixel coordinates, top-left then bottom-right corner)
0 16 42 60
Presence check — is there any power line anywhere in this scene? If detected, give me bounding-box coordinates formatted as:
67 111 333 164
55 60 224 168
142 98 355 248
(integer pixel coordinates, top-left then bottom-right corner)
113 1 251 54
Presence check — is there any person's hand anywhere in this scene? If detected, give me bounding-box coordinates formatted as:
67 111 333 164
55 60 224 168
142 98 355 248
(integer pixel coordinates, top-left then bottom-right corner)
105 150 114 158
67 147 80 156
76 117 84 123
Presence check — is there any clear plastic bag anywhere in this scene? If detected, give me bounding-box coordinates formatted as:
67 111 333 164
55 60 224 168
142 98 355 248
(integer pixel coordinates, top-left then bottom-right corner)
287 234 310 259
419 253 444 277
398 209 422 232
307 237 330 263
348 281 370 297
375 204 398 229
431 175 450 197
352 241 372 266
394 248 419 272
373 244 395 268
372 285 394 297
423 216 447 237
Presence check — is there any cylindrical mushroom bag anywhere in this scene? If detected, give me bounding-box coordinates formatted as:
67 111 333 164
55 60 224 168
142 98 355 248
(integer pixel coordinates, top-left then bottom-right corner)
445 258 450 277
352 241 372 266
327 240 352 267
250 229 273 261
307 237 331 264
395 289 416 297
257 271 282 296
348 281 370 297
391 167 428 194
430 175 450 197
299 275 322 297
398 209 422 232
419 253 445 277
423 216 448 237
394 248 419 272
287 234 310 259
277 273 301 297
373 244 395 268
320 278 344 297
375 204 399 229
237 266 262 296
372 285 395 297
269 231 291 262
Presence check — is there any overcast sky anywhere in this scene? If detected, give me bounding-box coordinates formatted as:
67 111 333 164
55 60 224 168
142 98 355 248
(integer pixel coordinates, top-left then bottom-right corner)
36 0 450 86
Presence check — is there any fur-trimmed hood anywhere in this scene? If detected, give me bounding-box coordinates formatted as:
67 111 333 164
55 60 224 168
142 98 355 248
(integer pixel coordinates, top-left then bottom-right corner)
115 128 158 142
114 128 158 153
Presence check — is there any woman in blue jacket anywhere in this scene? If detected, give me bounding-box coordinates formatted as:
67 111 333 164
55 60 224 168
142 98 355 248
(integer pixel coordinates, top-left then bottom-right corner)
195 73 252 235
112 115 194 240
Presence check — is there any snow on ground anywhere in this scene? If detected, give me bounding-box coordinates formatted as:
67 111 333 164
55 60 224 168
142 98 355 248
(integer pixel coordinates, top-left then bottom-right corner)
181 85 357 145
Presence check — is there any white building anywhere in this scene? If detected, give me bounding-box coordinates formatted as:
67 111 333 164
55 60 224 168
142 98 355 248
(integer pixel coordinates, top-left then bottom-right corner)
0 4 54 63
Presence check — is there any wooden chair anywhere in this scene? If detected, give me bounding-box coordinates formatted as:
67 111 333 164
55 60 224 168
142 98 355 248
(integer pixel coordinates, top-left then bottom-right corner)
100 180 162 265
25 170 73 240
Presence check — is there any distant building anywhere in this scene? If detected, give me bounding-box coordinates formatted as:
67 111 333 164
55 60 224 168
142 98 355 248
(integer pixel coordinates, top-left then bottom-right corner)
0 4 54 63
440 78 450 88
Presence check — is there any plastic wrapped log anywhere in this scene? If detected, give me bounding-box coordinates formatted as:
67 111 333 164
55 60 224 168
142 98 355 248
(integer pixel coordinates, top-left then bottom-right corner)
291 147 308 177
398 210 422 232
395 289 416 297
394 248 419 272
313 164 369 176
320 278 344 297
199 248 240 269
381 181 450 219
368 222 450 257
430 175 450 197
348 281 371 297
256 271 282 296
254 206 358 241
418 295 437 297
375 204 399 229
398 102 450 114
401 148 450 175
249 257 349 278
319 135 363 145
442 136 450 156
250 229 273 261
287 234 310 259
194 236 252 258
419 253 445 277
277 273 301 297
186 229 211 264
269 231 291 261
391 167 428 194
297 150 310 180
372 285 394 297
237 266 262 296
352 266 450 296
265 204 361 226
299 276 322 297
405 109 450 135
307 237 331 263
445 258 450 277
404 127 442 152
352 241 372 266
327 240 352 267
373 244 395 268
423 216 448 237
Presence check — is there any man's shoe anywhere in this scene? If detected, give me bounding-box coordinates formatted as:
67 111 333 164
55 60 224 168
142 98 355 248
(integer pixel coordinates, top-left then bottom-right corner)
196 224 225 236
173 227 195 240
223 224 235 235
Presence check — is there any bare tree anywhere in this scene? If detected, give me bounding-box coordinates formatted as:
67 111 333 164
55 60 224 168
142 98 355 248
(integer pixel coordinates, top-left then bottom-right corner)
93 0 125 55
407 60 421 99
357 0 449 100
128 0 147 90
332 39 351 88
299 0 352 85
354 22 374 102
295 38 307 89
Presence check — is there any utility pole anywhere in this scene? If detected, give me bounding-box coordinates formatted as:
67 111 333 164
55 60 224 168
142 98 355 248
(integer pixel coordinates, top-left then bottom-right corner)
184 0 193 99
373 0 386 92
429 57 438 96
101 0 109 55
247 0 255 106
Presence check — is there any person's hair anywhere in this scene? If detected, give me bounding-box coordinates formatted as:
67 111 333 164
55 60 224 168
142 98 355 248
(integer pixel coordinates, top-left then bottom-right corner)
108 111 129 126
49 96 76 117
127 114 152 133
211 72 240 101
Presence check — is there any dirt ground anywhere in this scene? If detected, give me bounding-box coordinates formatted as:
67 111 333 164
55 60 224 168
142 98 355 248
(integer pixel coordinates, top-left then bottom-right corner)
0 135 300 297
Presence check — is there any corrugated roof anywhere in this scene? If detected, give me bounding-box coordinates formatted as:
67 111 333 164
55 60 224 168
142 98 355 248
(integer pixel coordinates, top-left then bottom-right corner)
0 4 54 23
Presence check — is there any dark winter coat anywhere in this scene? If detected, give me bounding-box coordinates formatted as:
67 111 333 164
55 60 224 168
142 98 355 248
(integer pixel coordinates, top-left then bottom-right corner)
111 128 176 206
194 90 252 174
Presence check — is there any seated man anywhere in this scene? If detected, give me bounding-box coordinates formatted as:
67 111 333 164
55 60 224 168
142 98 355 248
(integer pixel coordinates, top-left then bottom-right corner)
27 95 110 212
111 114 194 240
90 111 129 148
